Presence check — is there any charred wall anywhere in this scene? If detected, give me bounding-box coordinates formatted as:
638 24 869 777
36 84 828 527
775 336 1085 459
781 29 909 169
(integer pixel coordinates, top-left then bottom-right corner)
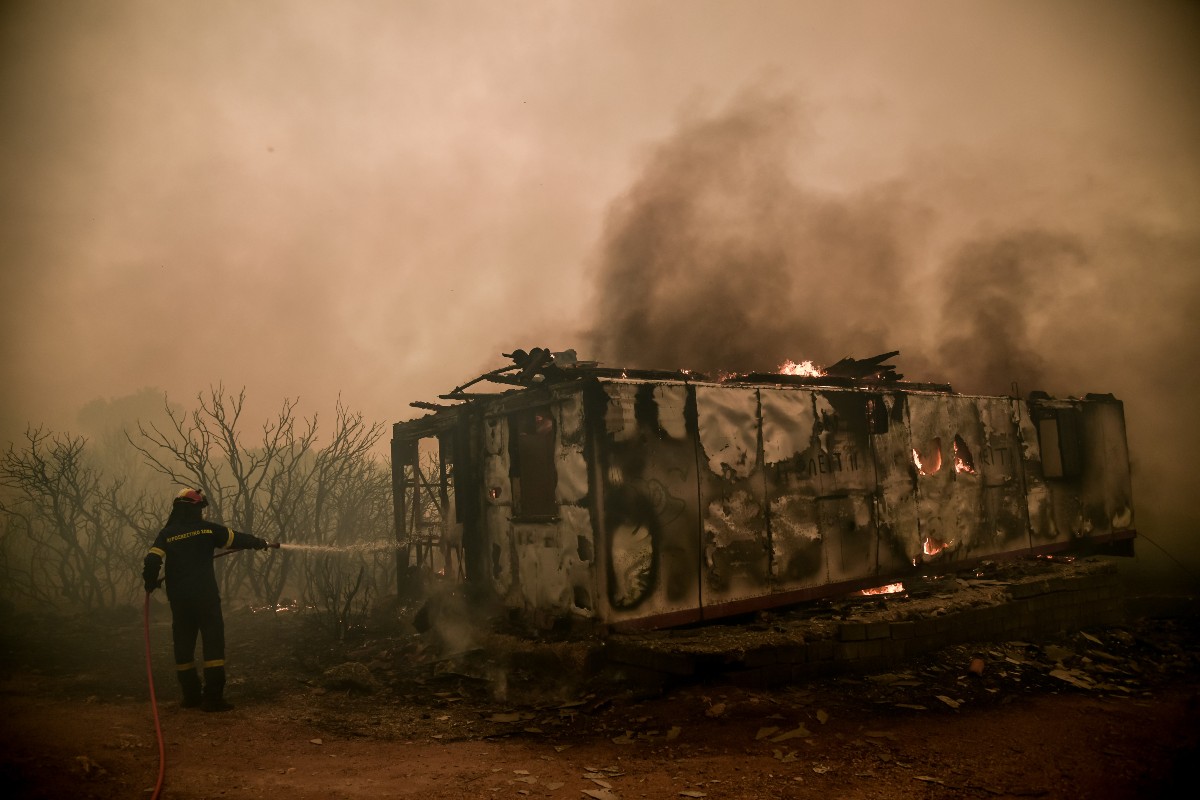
587 380 1133 630
393 378 1134 632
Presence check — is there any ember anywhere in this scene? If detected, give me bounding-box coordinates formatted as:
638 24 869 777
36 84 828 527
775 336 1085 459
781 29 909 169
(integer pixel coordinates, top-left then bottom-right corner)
859 582 905 596
1037 553 1076 563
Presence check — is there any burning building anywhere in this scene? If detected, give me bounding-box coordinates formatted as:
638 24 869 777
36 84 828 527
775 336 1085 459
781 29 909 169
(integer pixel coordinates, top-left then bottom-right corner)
391 350 1134 631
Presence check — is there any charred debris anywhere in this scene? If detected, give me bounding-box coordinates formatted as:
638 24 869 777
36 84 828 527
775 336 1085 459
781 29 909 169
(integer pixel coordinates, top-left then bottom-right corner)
409 348 941 413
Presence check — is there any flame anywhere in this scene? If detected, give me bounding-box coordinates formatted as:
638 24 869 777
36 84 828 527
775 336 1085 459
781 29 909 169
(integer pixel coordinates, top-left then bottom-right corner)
912 439 942 476
923 536 954 557
778 359 824 377
860 582 905 596
953 435 976 474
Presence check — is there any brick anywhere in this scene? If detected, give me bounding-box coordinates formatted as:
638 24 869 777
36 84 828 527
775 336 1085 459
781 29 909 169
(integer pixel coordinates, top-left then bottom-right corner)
604 643 695 676
838 623 868 641
836 639 886 661
743 644 807 668
867 622 892 640
909 635 939 656
912 618 938 637
807 639 835 662
741 646 779 668
884 639 909 659
1010 581 1049 599
957 608 985 630
729 663 796 688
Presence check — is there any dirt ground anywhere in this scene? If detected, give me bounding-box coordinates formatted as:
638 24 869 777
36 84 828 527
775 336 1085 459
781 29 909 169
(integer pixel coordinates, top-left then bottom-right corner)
1 588 1197 800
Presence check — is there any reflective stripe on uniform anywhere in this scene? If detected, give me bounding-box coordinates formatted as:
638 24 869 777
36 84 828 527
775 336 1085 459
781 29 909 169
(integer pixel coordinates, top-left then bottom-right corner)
203 659 225 668
176 662 195 671
223 529 236 548
149 547 165 558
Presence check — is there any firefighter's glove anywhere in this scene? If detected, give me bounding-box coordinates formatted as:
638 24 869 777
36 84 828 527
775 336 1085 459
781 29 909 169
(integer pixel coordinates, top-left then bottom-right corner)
142 563 161 593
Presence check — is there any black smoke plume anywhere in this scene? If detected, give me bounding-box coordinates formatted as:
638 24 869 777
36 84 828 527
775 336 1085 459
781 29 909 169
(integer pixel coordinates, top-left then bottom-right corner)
586 91 919 375
935 231 1088 395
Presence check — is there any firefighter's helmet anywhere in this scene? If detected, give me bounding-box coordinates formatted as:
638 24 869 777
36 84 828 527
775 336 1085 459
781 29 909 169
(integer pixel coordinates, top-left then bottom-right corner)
174 488 208 507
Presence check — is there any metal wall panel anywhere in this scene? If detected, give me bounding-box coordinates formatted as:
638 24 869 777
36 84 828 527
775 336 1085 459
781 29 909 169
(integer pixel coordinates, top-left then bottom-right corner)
905 394 1034 565
759 388 824 591
975 397 1031 554
871 392 922 573
907 393 977 563
1017 401 1056 543
481 391 596 617
696 385 770 610
760 388 882 592
1024 396 1134 549
481 415 516 599
595 381 703 625
1026 398 1085 547
1080 400 1134 534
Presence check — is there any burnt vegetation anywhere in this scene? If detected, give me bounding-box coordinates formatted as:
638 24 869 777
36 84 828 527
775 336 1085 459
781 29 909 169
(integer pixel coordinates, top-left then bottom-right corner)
0 389 423 639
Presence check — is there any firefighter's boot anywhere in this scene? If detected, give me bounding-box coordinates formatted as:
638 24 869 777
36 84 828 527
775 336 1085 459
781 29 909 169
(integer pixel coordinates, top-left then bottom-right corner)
201 664 233 712
177 667 202 709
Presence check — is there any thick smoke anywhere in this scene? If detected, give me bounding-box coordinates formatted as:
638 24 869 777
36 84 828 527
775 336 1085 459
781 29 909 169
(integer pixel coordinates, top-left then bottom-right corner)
935 231 1088 396
587 92 921 375
585 89 1196 394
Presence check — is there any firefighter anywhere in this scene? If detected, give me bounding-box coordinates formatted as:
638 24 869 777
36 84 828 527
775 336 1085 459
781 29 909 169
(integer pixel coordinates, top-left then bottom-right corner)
142 488 269 712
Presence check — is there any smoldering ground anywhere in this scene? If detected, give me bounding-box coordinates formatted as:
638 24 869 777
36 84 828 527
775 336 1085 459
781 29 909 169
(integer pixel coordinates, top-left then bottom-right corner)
585 88 1200 583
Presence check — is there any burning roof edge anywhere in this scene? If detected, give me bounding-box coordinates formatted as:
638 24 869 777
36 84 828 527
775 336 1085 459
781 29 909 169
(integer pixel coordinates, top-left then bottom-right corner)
398 348 963 431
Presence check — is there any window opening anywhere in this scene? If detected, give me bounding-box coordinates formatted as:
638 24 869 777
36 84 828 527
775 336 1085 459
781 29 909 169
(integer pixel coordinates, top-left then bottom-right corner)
1037 409 1082 479
508 407 558 518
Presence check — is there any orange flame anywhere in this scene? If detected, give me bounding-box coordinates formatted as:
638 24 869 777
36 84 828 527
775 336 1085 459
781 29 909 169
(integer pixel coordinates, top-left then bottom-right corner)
860 582 905 596
912 439 942 476
923 536 954 557
953 436 976 474
778 359 824 377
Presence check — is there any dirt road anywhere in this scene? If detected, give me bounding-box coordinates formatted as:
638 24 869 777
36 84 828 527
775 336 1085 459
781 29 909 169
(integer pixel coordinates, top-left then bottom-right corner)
1 603 1196 799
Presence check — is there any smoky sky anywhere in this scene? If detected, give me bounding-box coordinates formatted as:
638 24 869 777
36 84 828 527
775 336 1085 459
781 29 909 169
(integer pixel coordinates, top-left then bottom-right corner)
585 81 1198 402
3 2 1199 573
587 91 919 376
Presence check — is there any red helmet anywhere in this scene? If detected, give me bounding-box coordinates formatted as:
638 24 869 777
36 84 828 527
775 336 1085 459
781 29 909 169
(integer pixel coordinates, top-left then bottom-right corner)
174 488 208 507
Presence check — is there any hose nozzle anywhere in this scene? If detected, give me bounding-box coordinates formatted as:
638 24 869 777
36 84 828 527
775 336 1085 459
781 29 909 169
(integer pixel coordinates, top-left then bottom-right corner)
267 541 281 549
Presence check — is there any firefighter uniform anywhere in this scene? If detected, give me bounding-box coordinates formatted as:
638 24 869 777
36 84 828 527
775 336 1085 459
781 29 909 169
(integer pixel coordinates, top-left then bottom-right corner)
143 490 267 712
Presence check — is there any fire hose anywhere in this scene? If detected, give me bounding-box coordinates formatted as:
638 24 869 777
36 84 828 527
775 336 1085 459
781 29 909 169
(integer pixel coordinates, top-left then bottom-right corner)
142 591 166 800
143 542 280 800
